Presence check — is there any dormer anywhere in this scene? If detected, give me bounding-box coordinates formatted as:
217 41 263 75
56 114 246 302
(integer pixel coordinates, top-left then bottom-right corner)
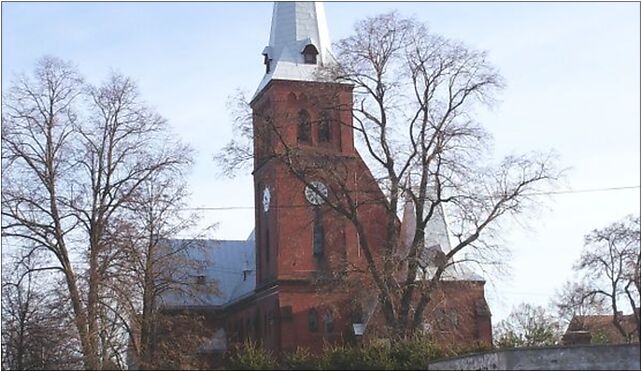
302 44 319 64
262 46 273 73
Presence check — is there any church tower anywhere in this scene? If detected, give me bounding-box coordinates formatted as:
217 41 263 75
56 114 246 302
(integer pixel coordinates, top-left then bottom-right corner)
250 2 372 351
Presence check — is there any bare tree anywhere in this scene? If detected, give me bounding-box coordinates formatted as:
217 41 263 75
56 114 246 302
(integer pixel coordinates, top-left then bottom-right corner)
1 255 83 370
572 215 640 342
2 56 195 369
105 173 217 369
1 56 95 368
554 280 608 326
218 13 560 338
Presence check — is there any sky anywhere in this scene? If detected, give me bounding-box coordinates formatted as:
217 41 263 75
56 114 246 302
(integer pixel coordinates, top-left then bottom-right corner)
2 1 640 322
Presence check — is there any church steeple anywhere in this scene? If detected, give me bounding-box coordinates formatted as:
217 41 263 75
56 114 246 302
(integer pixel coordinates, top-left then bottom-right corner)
255 2 335 96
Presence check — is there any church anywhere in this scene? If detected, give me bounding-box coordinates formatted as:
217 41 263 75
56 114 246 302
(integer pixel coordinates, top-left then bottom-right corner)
160 1 492 364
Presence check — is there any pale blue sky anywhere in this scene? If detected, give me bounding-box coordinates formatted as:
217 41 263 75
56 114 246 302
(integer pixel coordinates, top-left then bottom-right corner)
2 1 640 321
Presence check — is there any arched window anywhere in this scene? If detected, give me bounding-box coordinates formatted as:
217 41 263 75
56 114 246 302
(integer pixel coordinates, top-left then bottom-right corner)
297 110 311 143
308 308 319 332
313 207 324 257
302 44 319 64
287 91 297 104
264 312 269 336
267 310 273 335
265 227 270 264
255 311 261 341
318 111 331 143
323 310 334 333
351 304 364 323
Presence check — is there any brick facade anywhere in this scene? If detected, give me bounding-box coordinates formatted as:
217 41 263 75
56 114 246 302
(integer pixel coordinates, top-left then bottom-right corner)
158 78 492 368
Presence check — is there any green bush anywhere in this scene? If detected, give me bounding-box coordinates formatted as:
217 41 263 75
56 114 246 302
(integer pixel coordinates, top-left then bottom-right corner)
224 341 277 370
448 340 493 357
316 342 395 370
390 336 447 369
291 338 474 370
281 347 321 370
318 344 362 370
462 340 493 354
360 343 395 370
225 337 492 370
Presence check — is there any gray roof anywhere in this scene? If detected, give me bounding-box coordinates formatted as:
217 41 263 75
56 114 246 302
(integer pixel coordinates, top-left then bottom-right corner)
160 236 255 309
424 262 485 282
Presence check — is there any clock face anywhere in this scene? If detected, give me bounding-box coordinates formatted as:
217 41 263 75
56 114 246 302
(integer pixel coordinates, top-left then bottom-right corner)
262 186 271 212
304 181 328 206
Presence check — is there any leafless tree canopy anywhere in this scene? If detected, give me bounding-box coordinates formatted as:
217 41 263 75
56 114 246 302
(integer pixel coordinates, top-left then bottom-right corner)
2 56 207 369
554 280 608 325
1 256 83 370
561 215 641 342
217 13 560 338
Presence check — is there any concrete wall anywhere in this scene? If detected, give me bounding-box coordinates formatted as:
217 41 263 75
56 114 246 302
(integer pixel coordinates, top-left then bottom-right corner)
427 343 640 370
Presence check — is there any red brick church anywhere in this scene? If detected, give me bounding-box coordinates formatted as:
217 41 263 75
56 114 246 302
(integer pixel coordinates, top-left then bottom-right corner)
160 1 492 363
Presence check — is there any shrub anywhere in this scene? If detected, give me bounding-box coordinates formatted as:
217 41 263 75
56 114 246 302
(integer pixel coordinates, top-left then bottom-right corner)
318 344 362 370
360 343 395 370
226 338 492 370
449 340 493 356
390 335 448 369
224 341 277 370
316 342 395 370
281 347 321 370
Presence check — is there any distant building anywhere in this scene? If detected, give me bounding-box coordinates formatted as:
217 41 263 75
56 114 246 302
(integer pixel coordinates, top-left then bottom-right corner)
159 1 493 366
562 310 640 345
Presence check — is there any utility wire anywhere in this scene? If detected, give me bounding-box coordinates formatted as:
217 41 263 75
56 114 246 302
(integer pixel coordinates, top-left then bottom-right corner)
522 185 640 197
4 185 639 213
181 184 641 211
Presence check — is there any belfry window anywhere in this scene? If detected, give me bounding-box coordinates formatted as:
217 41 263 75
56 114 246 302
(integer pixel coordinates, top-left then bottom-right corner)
297 110 311 143
308 308 319 332
318 111 331 143
302 44 319 64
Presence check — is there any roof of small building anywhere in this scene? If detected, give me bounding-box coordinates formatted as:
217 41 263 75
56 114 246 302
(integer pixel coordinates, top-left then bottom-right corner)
565 312 639 344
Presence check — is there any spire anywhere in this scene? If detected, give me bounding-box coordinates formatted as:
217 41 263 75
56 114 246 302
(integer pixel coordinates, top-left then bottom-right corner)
399 177 416 255
398 177 453 257
255 2 335 97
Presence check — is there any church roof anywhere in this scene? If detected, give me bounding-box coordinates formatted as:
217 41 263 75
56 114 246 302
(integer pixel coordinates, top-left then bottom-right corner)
160 236 256 309
254 2 336 97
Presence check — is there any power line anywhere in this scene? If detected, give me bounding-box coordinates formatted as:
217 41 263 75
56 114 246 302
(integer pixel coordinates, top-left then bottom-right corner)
183 184 641 211
523 185 640 197
5 185 639 213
